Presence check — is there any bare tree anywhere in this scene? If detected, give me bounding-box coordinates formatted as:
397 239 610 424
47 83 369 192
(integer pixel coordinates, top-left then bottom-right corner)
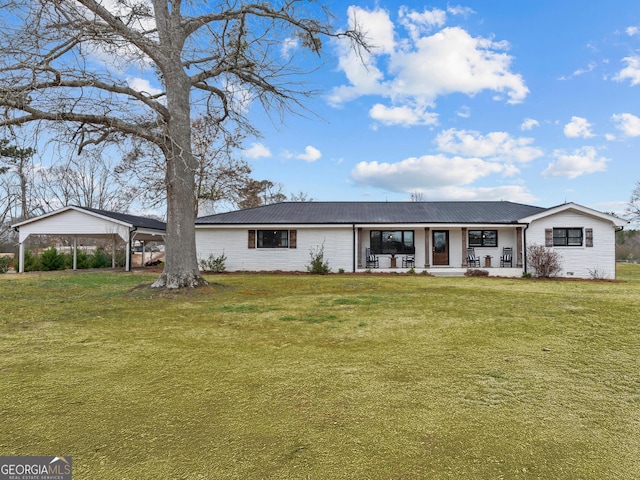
0 0 366 288
410 191 424 202
116 116 254 215
238 179 286 209
628 181 640 223
0 139 36 220
37 150 140 212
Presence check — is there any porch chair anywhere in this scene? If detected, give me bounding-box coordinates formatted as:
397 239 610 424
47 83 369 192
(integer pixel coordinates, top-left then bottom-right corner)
365 248 379 268
402 254 415 268
500 247 513 267
466 247 481 268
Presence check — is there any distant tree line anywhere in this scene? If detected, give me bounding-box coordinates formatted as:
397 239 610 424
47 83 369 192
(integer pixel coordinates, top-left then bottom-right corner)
0 117 311 253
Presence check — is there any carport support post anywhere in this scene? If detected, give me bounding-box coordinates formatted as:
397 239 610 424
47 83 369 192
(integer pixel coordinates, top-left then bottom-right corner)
112 235 116 269
73 236 78 270
18 241 24 273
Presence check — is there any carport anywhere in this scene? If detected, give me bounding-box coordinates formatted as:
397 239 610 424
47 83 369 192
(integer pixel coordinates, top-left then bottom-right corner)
11 206 166 273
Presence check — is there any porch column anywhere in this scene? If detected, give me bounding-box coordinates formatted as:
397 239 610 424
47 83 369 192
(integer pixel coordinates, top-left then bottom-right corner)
141 241 146 268
73 236 78 270
357 228 363 269
461 227 468 267
516 227 523 268
424 227 430 267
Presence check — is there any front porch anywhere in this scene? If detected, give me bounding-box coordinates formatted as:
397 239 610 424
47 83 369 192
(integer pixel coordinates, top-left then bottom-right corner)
355 225 525 274
356 266 524 277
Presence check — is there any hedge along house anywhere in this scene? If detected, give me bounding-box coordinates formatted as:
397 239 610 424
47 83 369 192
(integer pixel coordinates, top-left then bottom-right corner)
195 201 628 279
12 206 166 273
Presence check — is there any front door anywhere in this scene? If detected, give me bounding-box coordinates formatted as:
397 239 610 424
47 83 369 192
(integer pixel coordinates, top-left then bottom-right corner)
432 230 449 266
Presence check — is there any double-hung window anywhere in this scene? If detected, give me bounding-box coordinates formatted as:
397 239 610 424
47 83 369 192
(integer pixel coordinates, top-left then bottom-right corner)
370 230 415 254
552 228 583 246
468 230 498 247
257 230 289 248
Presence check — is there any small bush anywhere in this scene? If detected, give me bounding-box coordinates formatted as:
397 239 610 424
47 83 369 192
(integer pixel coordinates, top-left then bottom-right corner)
40 247 65 271
90 247 113 269
527 244 562 278
307 243 330 274
199 252 227 273
0 256 11 273
465 268 489 277
22 249 40 272
407 267 416 274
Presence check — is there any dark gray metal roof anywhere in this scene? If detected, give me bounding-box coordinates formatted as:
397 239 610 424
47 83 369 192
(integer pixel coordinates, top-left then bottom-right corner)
196 201 547 225
77 206 166 231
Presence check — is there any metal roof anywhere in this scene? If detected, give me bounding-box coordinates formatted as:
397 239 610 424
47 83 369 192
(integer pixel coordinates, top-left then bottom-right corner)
77 206 167 230
195 201 547 225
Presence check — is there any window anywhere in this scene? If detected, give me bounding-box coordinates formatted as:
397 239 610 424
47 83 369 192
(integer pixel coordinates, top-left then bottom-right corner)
257 230 289 248
370 230 415 254
468 230 498 247
553 228 583 246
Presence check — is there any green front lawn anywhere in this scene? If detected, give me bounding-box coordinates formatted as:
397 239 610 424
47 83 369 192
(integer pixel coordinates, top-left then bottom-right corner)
1 265 640 479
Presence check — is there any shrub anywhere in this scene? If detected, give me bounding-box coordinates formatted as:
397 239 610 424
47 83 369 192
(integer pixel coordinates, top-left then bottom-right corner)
89 247 113 269
199 252 227 273
0 256 11 273
21 249 39 272
40 247 65 271
307 243 330 274
465 268 489 277
527 244 562 278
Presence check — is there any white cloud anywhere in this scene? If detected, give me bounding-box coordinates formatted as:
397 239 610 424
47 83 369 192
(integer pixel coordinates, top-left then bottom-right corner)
435 128 543 163
330 7 528 120
612 112 640 136
614 56 640 85
281 38 299 57
369 103 438 126
351 154 504 192
399 6 447 41
447 5 476 18
296 146 322 162
126 77 163 97
409 185 537 203
542 147 610 179
626 26 639 36
242 142 271 159
564 116 595 138
520 118 540 131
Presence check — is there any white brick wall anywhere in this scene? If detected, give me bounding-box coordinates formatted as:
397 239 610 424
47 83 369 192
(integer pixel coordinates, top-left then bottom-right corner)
527 211 617 278
196 226 354 272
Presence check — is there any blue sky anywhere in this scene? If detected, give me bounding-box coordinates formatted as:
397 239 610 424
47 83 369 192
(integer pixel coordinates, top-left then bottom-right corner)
240 1 640 219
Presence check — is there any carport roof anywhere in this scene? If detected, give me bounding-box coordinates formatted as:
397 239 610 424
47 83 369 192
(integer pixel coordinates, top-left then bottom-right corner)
12 205 166 231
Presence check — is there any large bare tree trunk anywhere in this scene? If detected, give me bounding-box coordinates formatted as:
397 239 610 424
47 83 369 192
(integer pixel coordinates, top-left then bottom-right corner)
151 14 206 289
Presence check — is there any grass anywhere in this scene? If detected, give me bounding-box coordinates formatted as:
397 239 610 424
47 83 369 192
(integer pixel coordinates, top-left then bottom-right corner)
1 265 640 479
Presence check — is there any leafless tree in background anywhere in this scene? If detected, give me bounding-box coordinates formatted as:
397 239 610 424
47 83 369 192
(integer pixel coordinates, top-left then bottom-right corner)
0 0 366 288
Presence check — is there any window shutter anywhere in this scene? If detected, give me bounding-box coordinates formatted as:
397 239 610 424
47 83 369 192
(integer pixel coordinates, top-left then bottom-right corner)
248 230 256 249
545 228 553 247
585 228 593 247
289 230 297 249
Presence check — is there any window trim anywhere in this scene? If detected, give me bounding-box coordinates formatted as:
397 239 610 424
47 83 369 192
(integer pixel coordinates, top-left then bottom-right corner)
257 229 289 248
468 229 498 247
369 230 415 255
552 227 584 247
